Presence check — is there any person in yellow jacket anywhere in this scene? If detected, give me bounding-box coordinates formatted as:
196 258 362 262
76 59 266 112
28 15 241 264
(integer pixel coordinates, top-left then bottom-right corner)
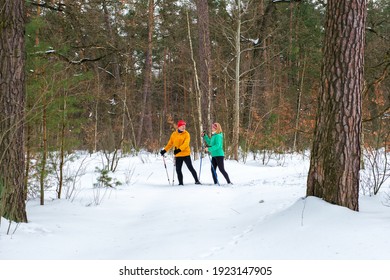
160 120 201 185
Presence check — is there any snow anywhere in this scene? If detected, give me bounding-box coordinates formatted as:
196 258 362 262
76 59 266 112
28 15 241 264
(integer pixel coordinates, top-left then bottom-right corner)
1 151 390 278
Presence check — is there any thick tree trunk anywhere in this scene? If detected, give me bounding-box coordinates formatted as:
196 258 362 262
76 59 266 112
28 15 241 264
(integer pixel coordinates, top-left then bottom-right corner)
0 0 28 222
307 0 366 211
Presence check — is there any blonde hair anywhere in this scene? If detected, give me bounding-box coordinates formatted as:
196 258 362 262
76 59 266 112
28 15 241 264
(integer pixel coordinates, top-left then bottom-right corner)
212 122 223 134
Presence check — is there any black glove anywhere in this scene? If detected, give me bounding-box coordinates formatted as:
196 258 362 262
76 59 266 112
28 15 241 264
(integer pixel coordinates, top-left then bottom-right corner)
174 148 181 155
201 131 206 137
160 149 166 156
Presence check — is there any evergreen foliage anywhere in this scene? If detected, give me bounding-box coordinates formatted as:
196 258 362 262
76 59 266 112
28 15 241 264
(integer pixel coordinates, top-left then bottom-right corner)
20 0 389 155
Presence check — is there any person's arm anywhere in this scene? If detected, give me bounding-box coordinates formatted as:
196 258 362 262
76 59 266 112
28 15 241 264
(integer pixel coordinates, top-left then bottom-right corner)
203 134 211 146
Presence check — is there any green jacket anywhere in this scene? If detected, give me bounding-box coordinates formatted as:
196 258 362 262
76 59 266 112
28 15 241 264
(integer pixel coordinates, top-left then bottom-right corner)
203 132 225 157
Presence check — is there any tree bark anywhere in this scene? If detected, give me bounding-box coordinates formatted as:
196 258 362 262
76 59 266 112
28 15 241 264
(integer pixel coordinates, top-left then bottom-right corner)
137 0 154 147
232 1 242 161
0 0 28 222
187 11 204 137
307 0 366 211
195 0 212 129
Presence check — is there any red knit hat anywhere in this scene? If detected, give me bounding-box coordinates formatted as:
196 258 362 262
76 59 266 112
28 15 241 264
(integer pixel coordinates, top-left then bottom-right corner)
177 120 186 127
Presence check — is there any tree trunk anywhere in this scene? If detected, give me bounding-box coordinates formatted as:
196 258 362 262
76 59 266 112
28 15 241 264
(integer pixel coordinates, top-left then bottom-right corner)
195 0 212 129
307 0 366 211
0 0 28 222
187 11 204 137
94 69 100 152
293 53 307 152
102 0 121 87
58 91 67 199
40 94 47 205
232 1 242 161
137 0 154 147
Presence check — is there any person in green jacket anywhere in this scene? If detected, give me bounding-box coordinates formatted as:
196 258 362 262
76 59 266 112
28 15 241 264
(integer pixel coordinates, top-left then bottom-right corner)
202 122 232 185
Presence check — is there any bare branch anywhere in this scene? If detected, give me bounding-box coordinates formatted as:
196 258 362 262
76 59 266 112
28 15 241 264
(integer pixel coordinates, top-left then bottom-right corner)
32 49 108 65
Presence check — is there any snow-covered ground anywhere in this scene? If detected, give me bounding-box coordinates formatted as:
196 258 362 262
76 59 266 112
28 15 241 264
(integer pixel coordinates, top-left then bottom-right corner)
1 151 390 279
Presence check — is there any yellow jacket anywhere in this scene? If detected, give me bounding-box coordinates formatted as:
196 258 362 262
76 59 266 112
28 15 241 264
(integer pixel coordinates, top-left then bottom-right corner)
164 130 191 157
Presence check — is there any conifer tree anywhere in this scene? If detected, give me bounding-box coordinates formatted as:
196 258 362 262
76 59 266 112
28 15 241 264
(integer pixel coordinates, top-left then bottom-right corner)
0 0 28 222
307 0 367 211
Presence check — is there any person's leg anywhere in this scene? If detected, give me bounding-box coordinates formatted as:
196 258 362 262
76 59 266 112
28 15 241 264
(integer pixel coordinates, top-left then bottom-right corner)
175 157 184 185
184 156 200 183
215 156 231 184
211 157 218 184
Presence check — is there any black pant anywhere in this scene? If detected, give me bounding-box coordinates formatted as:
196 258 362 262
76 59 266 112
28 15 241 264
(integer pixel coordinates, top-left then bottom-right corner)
211 156 231 184
175 156 199 185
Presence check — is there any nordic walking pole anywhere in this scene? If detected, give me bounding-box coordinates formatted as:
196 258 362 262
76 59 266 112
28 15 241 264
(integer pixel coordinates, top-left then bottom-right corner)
208 153 220 186
199 150 203 180
162 155 171 185
199 134 205 180
172 155 176 186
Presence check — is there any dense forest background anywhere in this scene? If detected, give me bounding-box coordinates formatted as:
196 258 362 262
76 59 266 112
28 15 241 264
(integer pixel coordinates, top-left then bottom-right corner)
25 0 389 159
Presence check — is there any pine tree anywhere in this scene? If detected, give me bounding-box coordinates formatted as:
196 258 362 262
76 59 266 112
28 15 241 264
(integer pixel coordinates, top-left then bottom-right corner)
307 0 367 211
0 0 28 222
